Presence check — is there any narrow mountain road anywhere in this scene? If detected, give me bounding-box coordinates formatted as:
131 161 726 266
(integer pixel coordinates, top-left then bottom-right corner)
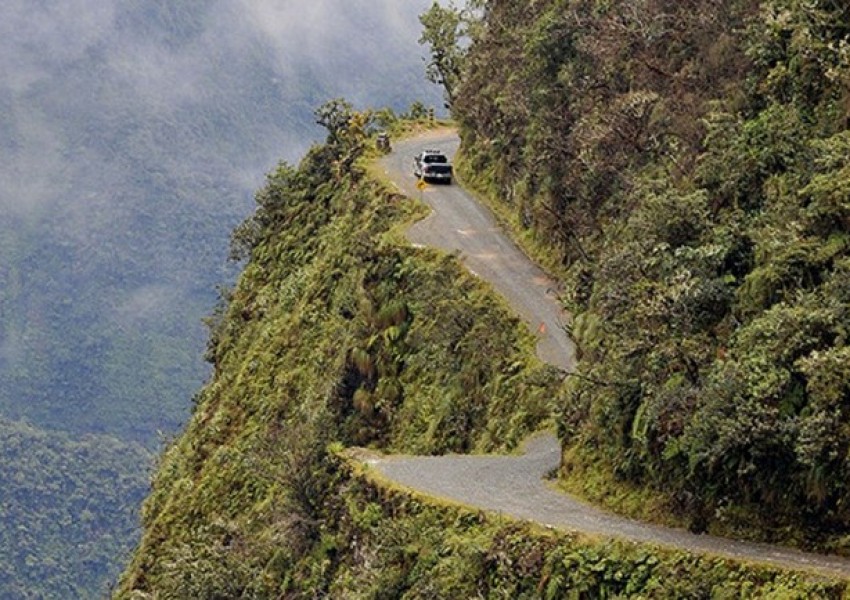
380 129 575 371
371 129 850 579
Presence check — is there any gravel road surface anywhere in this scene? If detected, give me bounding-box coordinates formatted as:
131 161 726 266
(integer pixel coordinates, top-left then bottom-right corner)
370 129 850 579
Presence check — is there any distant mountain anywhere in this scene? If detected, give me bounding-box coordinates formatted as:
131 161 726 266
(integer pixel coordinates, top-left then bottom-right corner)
0 418 150 599
0 0 441 595
0 0 441 443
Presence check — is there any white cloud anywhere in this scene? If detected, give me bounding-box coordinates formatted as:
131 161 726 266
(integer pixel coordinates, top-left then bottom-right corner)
234 0 434 90
112 284 180 329
0 108 70 218
0 0 116 92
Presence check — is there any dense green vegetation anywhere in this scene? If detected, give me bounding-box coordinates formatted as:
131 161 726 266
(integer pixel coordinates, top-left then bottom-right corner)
1 2 442 595
116 109 560 595
0 419 149 598
446 0 850 545
118 109 847 596
117 0 850 594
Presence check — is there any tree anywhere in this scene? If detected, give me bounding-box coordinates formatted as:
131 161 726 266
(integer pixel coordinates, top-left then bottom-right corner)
314 98 356 145
419 2 469 108
314 98 373 178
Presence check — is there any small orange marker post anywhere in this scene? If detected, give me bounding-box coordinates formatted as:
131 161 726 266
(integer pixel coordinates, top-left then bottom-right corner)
538 322 547 335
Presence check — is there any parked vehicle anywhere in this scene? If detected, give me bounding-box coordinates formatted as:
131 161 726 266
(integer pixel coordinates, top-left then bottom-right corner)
376 132 391 153
413 149 452 184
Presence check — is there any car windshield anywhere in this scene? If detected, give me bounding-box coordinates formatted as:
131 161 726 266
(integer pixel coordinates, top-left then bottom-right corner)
423 154 447 163
426 164 452 174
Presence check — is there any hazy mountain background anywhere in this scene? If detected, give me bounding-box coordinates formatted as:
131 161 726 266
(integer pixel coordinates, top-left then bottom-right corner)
0 0 440 595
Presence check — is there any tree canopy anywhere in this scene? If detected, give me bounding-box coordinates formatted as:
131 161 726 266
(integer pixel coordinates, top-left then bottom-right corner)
452 0 850 542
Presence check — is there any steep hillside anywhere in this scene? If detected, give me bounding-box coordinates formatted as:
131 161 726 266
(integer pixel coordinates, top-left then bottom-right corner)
117 116 848 597
451 0 850 545
116 116 561 596
117 0 850 595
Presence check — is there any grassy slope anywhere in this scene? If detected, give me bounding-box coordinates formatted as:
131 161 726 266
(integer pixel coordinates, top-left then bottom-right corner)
116 133 560 596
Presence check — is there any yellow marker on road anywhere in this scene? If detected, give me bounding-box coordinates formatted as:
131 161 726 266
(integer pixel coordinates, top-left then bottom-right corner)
416 178 428 191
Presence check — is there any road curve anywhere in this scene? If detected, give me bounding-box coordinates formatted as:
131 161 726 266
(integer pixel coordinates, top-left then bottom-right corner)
372 129 850 579
380 129 575 372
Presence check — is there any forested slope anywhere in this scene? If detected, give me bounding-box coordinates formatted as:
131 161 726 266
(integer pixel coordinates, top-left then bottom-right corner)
451 0 850 545
0 419 149 598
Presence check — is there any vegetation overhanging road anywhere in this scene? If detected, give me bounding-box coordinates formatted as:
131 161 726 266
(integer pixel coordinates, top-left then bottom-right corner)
371 129 850 579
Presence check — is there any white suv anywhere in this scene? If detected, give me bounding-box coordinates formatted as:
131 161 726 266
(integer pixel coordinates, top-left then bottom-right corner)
413 149 453 184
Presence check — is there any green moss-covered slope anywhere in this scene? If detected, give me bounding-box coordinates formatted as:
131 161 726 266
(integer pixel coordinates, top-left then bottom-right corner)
118 114 848 595
115 125 560 596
